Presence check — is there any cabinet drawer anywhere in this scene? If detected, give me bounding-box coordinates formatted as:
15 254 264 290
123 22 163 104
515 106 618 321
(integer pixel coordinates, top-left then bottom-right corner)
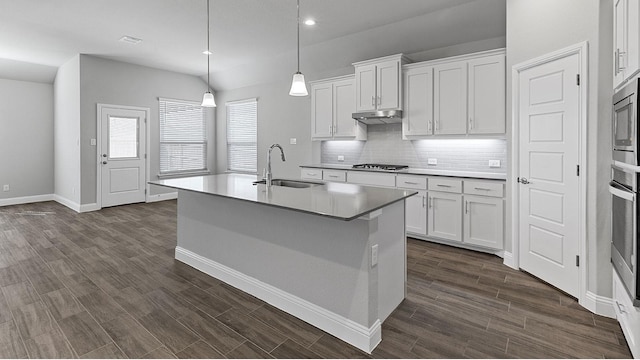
300 168 322 180
613 270 640 357
323 170 346 182
428 178 462 193
347 171 396 187
464 180 504 198
396 175 427 190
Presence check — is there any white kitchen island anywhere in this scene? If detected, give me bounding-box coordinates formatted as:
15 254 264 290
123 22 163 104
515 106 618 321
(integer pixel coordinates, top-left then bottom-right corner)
150 174 415 353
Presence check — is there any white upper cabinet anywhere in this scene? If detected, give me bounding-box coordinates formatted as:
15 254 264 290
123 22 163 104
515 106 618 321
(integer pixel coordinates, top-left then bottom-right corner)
310 76 366 141
354 54 409 112
402 66 434 136
614 0 640 89
468 54 506 134
434 61 468 135
402 49 506 138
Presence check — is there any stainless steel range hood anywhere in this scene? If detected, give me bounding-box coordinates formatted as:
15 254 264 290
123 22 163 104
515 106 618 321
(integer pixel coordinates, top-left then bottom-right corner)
352 110 403 125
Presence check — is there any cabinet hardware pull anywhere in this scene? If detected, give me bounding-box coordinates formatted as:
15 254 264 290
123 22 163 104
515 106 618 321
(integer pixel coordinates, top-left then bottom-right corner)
422 196 426 208
329 125 332 135
615 49 620 74
465 200 469 214
308 172 317 176
469 118 473 130
428 197 432 208
437 184 452 188
329 175 339 178
404 181 419 185
372 96 375 106
377 96 381 106
619 50 627 71
474 187 491 191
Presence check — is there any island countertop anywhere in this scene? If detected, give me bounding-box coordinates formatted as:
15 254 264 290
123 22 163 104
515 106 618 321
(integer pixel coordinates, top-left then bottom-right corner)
150 173 417 221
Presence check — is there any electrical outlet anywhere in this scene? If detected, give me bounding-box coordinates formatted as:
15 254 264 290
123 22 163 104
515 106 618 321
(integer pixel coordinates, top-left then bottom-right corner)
337 155 345 162
489 160 501 168
371 244 379 267
90 138 96 146
289 138 297 145
427 158 437 165
3 184 9 192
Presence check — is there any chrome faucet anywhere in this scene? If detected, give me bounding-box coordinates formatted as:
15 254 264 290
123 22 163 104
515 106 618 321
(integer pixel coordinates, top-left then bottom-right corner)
265 144 286 186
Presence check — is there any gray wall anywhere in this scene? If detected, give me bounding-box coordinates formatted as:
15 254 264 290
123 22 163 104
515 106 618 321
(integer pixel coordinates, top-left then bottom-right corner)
506 0 612 296
78 55 214 204
54 55 81 204
0 78 54 200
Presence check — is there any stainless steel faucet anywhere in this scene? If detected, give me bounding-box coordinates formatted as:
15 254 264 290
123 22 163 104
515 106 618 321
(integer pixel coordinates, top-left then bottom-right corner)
265 144 286 186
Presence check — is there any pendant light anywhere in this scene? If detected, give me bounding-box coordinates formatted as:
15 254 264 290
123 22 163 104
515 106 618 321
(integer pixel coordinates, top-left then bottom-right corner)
201 0 216 107
289 0 308 96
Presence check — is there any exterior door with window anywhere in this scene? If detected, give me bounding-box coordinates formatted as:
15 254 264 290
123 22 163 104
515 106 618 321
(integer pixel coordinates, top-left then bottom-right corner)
100 106 147 207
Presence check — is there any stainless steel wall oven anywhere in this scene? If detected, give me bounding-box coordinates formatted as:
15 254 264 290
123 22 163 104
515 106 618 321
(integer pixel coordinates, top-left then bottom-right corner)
610 164 640 306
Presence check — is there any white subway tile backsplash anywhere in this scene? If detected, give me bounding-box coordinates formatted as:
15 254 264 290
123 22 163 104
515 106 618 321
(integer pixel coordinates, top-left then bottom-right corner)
321 124 507 173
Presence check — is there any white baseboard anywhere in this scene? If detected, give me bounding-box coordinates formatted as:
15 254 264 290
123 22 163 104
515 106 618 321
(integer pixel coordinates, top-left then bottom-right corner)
502 251 518 270
54 195 100 213
175 246 382 354
147 192 178 203
584 291 616 319
0 194 54 207
79 203 99 213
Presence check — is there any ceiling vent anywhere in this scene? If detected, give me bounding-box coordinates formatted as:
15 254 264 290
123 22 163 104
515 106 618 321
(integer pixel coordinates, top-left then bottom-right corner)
119 35 143 45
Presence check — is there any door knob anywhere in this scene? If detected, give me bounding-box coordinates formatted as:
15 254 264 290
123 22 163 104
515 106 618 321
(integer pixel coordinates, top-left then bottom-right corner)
102 161 107 165
102 154 107 157
518 177 530 184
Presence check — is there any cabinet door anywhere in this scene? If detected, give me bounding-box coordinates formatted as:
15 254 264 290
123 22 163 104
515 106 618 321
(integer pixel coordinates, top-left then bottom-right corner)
434 61 468 135
427 192 462 242
403 66 433 136
627 0 640 81
333 78 358 138
311 83 333 138
468 55 505 134
405 190 427 236
615 0 628 88
377 60 401 110
355 64 377 112
463 195 503 249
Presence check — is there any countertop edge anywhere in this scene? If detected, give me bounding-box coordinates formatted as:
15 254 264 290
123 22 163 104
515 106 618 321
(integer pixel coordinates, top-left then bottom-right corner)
300 164 507 180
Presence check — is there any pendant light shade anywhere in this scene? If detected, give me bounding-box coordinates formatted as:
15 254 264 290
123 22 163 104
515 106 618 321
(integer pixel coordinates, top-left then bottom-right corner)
289 72 308 96
289 0 308 97
201 0 216 107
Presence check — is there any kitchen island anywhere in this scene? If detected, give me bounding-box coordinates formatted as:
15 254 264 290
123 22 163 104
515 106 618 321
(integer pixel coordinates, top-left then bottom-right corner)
150 174 416 353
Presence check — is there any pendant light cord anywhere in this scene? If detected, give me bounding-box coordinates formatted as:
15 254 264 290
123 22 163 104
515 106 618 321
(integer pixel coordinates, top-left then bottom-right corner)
296 0 300 73
206 0 211 90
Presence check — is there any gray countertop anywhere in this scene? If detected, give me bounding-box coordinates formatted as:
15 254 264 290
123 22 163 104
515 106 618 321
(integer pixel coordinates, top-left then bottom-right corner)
150 174 417 221
301 164 507 180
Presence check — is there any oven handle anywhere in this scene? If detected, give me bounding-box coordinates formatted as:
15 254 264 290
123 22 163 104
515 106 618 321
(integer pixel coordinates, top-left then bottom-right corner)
609 181 635 201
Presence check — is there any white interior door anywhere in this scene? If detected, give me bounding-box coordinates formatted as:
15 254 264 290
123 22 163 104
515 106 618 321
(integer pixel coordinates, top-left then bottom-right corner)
100 106 147 208
518 52 581 298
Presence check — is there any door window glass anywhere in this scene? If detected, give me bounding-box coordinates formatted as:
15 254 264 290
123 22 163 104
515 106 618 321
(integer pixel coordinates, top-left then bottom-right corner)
109 116 139 159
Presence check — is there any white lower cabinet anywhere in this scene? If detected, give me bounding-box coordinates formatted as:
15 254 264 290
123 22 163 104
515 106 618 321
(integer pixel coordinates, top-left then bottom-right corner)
463 195 503 249
404 190 427 236
613 270 640 358
300 168 323 180
427 191 462 242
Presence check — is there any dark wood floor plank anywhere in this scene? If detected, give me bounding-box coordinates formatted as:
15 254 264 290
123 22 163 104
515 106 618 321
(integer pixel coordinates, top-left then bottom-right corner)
146 287 197 320
12 301 54 339
216 308 289 353
57 311 112 357
101 314 163 358
0 320 28 359
0 265 26 287
27 270 66 295
226 341 274 359
23 327 75 359
270 339 323 359
175 340 225 359
76 290 125 324
177 309 245 354
2 281 40 309
80 342 126 359
308 333 371 359
41 288 84 321
141 346 177 359
138 309 200 353
179 285 233 318
248 304 325 347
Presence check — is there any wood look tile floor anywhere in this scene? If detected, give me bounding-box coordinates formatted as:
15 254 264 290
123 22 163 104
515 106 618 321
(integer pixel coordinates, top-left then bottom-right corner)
0 200 632 359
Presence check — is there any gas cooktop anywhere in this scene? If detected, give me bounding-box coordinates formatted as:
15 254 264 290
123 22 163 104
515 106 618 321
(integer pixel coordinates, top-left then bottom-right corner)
352 163 409 171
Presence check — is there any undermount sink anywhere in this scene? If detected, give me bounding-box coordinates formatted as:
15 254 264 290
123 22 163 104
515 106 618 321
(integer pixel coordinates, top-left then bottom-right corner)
252 179 324 188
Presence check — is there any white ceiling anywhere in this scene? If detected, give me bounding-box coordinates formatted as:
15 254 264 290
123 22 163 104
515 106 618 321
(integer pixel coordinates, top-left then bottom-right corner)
0 0 505 89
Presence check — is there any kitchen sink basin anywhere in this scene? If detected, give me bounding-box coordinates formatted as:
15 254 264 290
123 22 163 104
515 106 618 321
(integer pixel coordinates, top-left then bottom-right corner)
252 179 324 188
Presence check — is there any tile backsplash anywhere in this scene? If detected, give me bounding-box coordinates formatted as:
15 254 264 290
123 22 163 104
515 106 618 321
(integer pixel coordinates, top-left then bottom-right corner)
321 124 507 173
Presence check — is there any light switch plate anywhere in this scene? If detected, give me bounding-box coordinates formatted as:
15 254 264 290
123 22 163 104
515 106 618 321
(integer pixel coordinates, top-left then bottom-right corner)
428 158 437 165
90 138 96 146
489 160 501 168
289 138 297 145
3 184 9 192
371 244 378 267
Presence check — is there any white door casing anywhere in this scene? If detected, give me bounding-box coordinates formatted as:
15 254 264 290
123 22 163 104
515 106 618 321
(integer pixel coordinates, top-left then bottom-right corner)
98 104 147 208
512 43 587 300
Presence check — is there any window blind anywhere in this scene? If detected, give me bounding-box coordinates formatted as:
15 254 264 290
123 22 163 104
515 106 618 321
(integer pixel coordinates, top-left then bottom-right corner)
159 98 207 174
227 98 257 173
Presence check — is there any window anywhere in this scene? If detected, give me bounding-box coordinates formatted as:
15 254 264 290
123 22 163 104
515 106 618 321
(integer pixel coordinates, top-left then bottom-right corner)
227 98 257 173
159 98 207 175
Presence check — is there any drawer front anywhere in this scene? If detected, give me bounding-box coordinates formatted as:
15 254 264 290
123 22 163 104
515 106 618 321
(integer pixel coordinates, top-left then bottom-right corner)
613 271 640 356
428 178 462 193
323 169 347 182
396 175 427 190
300 168 322 180
464 180 504 198
347 171 396 187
